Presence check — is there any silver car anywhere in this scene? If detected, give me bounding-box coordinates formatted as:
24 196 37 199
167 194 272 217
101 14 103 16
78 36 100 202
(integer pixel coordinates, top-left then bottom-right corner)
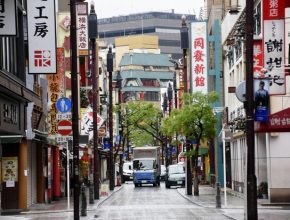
165 164 185 188
123 161 133 181
160 165 166 181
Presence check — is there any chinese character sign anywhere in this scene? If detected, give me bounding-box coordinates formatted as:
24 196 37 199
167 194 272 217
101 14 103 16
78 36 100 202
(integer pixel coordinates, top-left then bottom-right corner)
47 48 65 137
285 8 290 66
190 22 208 94
76 2 88 51
253 40 264 78
263 20 285 95
0 0 17 36
263 0 285 20
27 0 57 74
81 107 104 140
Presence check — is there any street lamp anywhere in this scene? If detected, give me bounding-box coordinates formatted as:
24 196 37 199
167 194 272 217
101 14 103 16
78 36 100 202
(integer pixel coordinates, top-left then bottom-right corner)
70 0 80 218
245 0 257 218
107 46 115 191
180 15 192 196
116 71 123 183
88 0 99 201
180 15 189 93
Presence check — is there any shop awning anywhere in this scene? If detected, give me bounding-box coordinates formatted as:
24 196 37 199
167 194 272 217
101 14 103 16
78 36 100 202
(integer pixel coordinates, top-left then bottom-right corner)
0 135 23 144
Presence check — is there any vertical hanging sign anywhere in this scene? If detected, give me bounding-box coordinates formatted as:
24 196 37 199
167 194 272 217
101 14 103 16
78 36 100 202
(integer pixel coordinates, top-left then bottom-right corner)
0 0 17 36
76 2 88 56
263 0 286 95
190 21 208 94
27 0 57 74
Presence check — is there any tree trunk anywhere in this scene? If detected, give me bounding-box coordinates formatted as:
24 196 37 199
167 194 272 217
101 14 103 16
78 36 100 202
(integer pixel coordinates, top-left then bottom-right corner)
194 142 200 196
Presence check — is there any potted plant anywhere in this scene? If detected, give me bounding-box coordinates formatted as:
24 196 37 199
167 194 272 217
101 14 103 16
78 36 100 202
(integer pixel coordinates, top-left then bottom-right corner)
258 182 268 199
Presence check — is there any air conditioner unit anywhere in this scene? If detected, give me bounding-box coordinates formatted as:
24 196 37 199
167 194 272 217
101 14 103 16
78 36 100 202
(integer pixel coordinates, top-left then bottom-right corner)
228 0 240 14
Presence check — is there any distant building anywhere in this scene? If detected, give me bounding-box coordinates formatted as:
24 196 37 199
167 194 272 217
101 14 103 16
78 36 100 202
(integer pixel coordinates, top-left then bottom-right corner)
98 11 196 59
118 53 175 106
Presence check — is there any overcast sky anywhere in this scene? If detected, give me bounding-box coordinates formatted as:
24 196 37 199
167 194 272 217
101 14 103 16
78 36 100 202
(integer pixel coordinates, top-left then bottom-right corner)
93 0 204 19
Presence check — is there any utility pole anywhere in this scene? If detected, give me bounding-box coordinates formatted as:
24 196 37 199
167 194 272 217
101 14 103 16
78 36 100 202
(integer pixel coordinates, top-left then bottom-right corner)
245 0 257 219
88 2 99 200
70 0 80 218
180 15 192 195
107 47 115 191
116 71 123 182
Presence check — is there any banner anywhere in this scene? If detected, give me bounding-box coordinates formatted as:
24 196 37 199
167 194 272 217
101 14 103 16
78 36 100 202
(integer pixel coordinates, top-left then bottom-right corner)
263 0 286 95
27 0 57 74
0 0 17 36
190 21 208 94
76 2 88 55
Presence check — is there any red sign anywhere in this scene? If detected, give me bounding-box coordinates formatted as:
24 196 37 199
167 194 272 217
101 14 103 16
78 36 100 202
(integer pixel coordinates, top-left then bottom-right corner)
57 120 72 136
253 40 264 78
263 0 285 20
255 108 290 132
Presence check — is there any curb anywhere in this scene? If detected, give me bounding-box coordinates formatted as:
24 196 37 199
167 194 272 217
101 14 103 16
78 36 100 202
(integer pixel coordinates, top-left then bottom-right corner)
20 185 124 215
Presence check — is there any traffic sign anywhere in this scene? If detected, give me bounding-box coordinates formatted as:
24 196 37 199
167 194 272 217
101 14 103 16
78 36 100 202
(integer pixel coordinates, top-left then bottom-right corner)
57 120 72 136
56 97 72 113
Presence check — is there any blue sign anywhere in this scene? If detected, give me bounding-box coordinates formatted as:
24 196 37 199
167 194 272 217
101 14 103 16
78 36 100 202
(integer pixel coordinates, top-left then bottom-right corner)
171 146 177 154
56 97 72 113
255 106 268 122
103 138 110 150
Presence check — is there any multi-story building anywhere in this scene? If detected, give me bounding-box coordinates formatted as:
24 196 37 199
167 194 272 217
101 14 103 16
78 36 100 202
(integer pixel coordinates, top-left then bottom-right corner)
119 52 175 105
98 11 196 59
221 0 290 203
0 0 46 213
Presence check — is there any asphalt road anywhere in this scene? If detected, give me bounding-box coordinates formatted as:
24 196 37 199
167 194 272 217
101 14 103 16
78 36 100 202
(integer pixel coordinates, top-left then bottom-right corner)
94 182 229 220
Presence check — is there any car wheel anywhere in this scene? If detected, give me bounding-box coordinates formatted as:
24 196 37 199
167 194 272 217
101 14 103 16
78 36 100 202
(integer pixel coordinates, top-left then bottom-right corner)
165 182 170 188
134 183 138 187
153 183 156 187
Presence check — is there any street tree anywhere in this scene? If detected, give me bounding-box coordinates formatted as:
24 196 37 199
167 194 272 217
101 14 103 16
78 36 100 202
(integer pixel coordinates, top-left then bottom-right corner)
161 91 218 196
123 101 164 147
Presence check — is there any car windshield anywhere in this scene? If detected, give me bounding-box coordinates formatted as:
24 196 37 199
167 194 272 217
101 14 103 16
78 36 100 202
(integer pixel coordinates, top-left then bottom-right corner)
133 159 155 170
168 165 184 174
123 163 132 170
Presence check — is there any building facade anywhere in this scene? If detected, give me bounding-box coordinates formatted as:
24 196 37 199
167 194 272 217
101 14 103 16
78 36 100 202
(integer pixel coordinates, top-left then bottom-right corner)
221 0 290 202
98 11 196 59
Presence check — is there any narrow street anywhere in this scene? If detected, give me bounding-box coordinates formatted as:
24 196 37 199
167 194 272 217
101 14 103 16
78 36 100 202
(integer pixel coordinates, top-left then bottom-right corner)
8 182 229 220
94 182 229 220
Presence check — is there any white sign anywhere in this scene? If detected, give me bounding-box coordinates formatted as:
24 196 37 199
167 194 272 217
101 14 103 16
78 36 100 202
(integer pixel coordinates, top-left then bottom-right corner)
76 3 88 51
285 8 290 69
57 113 72 120
81 107 104 140
55 135 73 143
0 0 17 36
27 0 57 74
190 21 208 94
263 19 285 95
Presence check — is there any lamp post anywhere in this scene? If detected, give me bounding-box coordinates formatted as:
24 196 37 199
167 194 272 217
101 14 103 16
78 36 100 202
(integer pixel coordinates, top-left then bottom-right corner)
88 1 99 200
245 0 257 218
70 0 80 218
180 15 189 93
107 46 115 191
116 71 123 183
180 15 192 196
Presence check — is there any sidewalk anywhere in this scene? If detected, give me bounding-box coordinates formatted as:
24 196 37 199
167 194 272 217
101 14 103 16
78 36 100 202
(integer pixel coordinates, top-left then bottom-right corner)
21 183 123 215
176 185 290 220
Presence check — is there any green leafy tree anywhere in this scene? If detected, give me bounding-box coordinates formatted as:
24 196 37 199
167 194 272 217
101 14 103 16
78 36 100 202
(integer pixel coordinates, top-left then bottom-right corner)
161 91 218 196
123 101 164 147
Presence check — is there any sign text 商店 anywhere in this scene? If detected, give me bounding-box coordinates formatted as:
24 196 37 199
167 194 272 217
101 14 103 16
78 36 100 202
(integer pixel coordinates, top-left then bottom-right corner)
27 0 57 74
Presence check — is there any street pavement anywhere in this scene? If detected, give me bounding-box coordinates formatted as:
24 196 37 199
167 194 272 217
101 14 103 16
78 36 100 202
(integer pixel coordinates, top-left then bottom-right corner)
3 182 290 219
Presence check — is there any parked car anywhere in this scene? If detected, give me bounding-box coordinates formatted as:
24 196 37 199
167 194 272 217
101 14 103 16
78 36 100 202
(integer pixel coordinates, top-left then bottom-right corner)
123 161 133 181
160 165 166 181
165 164 185 188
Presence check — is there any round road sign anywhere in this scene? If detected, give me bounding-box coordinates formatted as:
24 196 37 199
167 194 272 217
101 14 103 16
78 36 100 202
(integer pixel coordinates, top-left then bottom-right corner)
57 120 72 136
